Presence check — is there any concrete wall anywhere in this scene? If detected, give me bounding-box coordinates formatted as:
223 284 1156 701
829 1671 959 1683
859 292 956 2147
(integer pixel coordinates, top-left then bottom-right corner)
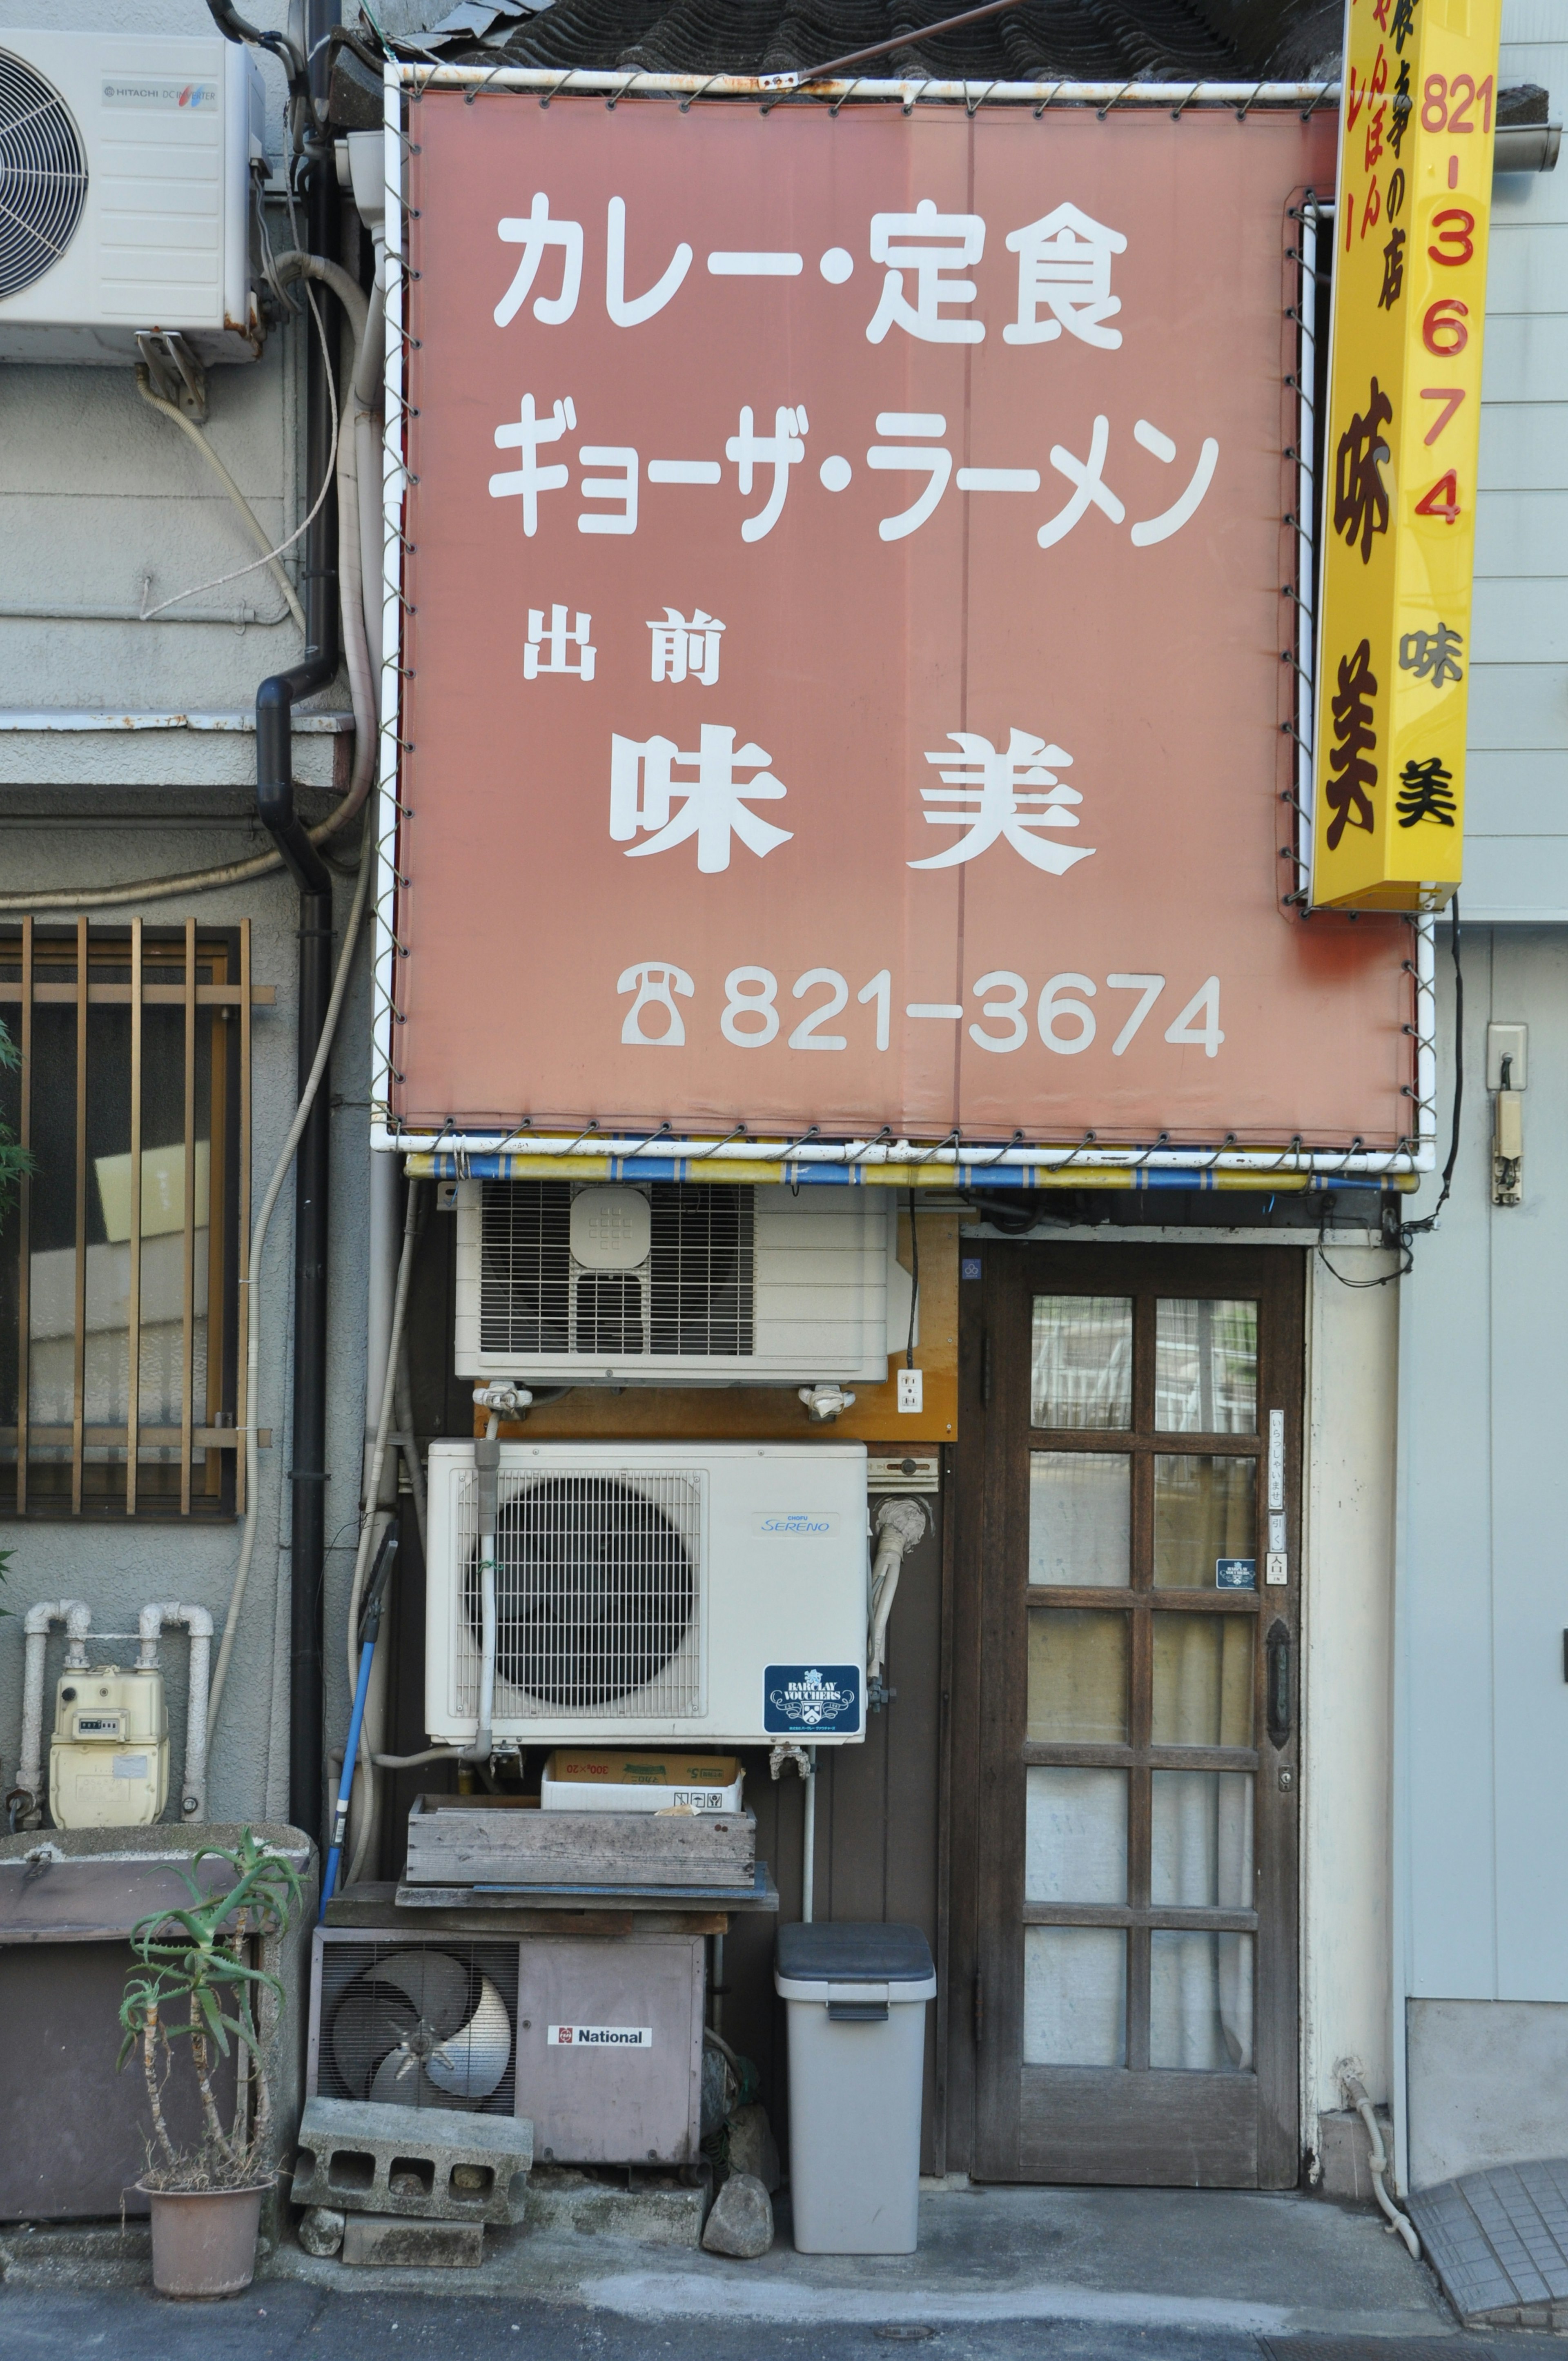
1396 927 1568 2187
0 0 372 1835
1301 1245 1400 2157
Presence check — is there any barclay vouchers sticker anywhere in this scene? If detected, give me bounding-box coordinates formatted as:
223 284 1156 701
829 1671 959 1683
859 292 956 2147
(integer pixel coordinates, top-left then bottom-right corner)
764 1664 862 1736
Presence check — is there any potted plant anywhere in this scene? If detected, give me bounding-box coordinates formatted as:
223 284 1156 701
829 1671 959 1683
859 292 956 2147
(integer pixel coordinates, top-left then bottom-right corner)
118 1829 303 2297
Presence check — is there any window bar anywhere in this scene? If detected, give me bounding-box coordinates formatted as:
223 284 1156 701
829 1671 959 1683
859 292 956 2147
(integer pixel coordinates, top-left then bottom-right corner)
180 917 196 1515
71 914 88 1516
125 916 144 1517
14 917 32 1515
236 918 252 1514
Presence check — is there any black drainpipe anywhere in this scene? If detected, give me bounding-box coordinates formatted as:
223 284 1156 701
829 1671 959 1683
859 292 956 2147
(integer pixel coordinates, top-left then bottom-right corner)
256 46 341 1844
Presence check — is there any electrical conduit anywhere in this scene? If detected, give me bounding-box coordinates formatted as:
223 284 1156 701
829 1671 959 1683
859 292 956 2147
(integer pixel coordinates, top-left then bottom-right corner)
11 1602 92 1827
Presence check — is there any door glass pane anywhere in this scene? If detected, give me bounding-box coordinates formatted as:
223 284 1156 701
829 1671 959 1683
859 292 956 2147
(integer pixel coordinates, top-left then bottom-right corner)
1031 1296 1132 1430
1151 1772 1254 1907
1151 1613 1254 1747
1155 1299 1258 1433
1153 1456 1257 1589
1027 1767 1128 1903
1149 1931 1254 2071
1028 1608 1129 1743
1030 1452 1131 1587
1024 1927 1127 2066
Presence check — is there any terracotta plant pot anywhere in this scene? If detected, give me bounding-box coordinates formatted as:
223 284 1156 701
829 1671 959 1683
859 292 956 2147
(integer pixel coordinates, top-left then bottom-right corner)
137 2179 273 2298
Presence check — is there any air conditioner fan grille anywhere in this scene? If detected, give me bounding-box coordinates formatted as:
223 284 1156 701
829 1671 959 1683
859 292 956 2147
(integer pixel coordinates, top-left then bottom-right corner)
0 53 87 301
458 1470 701 1718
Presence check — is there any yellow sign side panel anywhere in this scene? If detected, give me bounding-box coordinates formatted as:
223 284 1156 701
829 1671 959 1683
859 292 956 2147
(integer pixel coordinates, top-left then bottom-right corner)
1312 0 1501 911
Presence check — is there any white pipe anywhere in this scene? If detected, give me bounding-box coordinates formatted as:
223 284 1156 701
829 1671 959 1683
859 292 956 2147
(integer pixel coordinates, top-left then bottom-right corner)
137 1603 214 1821
802 1747 817 1925
14 1601 92 1822
1341 2069 1421 2258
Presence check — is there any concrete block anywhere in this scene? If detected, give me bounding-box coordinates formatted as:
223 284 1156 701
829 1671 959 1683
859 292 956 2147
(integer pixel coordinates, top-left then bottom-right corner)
340 2214 484 2268
524 2163 709 2246
290 2096 532 2226
1316 2107 1383 2202
1408 1997 1568 2187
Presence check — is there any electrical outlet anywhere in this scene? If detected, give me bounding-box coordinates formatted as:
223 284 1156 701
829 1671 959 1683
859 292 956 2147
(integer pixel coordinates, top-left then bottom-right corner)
897 1367 923 1414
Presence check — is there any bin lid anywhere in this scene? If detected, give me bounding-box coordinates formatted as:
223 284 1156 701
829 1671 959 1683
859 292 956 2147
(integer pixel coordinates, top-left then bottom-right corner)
775 1920 934 1986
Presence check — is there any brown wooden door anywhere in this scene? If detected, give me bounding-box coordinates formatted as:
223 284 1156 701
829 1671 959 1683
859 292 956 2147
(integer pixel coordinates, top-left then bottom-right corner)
955 1244 1303 2187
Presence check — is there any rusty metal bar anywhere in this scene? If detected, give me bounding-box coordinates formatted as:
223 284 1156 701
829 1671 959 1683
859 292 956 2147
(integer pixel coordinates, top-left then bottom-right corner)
236 918 252 1516
125 918 144 1515
14 917 31 1515
71 915 87 1515
181 918 196 1516
0 982 274 1007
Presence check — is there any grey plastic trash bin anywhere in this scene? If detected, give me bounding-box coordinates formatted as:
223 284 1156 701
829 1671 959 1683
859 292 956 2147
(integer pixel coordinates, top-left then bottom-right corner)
775 1920 936 2254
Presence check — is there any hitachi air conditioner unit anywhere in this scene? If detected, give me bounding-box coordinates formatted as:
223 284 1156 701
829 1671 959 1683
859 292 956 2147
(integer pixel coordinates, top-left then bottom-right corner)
454 1179 890 1386
0 31 263 362
424 1442 869 1748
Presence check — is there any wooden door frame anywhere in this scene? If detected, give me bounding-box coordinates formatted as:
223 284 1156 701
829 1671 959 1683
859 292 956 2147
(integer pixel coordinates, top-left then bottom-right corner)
947 1240 1305 2187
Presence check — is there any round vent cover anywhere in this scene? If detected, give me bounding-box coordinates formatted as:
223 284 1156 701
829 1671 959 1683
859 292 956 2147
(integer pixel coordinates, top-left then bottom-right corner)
467 1473 696 1709
0 51 87 301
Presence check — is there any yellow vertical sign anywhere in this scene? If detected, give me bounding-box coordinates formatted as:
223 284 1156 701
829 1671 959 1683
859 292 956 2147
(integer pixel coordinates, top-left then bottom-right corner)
1311 0 1501 911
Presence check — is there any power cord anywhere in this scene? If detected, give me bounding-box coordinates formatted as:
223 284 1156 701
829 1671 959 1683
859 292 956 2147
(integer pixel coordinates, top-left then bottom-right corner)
1316 897 1462 1290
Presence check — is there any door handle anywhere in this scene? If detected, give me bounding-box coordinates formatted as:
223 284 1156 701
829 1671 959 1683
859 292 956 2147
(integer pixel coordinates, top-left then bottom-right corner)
1266 1619 1291 1749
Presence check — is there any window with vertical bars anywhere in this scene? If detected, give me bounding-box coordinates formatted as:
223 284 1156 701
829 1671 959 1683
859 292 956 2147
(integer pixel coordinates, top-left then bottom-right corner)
0 920 255 1518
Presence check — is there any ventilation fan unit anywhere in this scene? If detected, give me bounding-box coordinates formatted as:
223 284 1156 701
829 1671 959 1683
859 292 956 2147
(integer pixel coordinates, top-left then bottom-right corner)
308 1932 519 2115
454 1179 890 1385
0 31 263 362
425 1441 870 1747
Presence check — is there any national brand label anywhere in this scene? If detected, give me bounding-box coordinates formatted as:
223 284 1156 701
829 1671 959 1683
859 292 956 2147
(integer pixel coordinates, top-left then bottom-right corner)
547 2024 652 2048
764 1663 862 1735
751 1511 838 1538
102 78 220 110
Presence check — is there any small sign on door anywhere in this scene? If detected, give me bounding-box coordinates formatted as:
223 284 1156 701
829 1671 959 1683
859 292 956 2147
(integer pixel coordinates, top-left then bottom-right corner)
1216 1557 1256 1590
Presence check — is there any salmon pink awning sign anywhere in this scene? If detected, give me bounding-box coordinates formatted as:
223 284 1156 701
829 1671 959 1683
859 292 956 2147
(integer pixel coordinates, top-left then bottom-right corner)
390 95 1415 1149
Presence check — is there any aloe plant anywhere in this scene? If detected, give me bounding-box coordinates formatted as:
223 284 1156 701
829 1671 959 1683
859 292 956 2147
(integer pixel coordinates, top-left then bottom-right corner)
118 1830 303 2189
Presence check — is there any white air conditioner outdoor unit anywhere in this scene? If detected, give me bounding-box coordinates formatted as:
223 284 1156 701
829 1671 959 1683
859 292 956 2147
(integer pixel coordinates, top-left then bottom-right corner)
0 31 263 363
454 1179 892 1386
424 1441 869 1748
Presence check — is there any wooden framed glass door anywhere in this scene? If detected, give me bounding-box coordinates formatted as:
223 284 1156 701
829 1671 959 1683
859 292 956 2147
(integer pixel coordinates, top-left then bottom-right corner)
954 1245 1303 2187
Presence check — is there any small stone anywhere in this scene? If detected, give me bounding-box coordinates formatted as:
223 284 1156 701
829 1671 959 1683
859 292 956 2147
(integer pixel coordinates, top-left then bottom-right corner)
701 2171 773 2260
451 2164 487 2192
298 2207 345 2258
726 2103 780 2195
389 2171 425 2197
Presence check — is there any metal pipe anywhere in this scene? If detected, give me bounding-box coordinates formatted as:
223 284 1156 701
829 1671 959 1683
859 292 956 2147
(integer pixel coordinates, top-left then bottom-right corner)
802 1746 817 1924
136 1603 214 1820
253 106 341 1847
395 61 1341 109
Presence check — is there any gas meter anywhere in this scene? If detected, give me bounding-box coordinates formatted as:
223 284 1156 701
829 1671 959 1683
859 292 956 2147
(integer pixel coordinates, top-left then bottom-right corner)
49 1664 169 1829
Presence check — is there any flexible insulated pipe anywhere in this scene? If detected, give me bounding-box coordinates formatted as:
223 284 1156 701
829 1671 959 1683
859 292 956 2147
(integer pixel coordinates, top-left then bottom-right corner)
206 833 372 1743
12 1601 92 1825
137 1603 214 1821
1341 2071 1421 2259
342 1177 423 1883
134 372 306 631
867 1496 927 1682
